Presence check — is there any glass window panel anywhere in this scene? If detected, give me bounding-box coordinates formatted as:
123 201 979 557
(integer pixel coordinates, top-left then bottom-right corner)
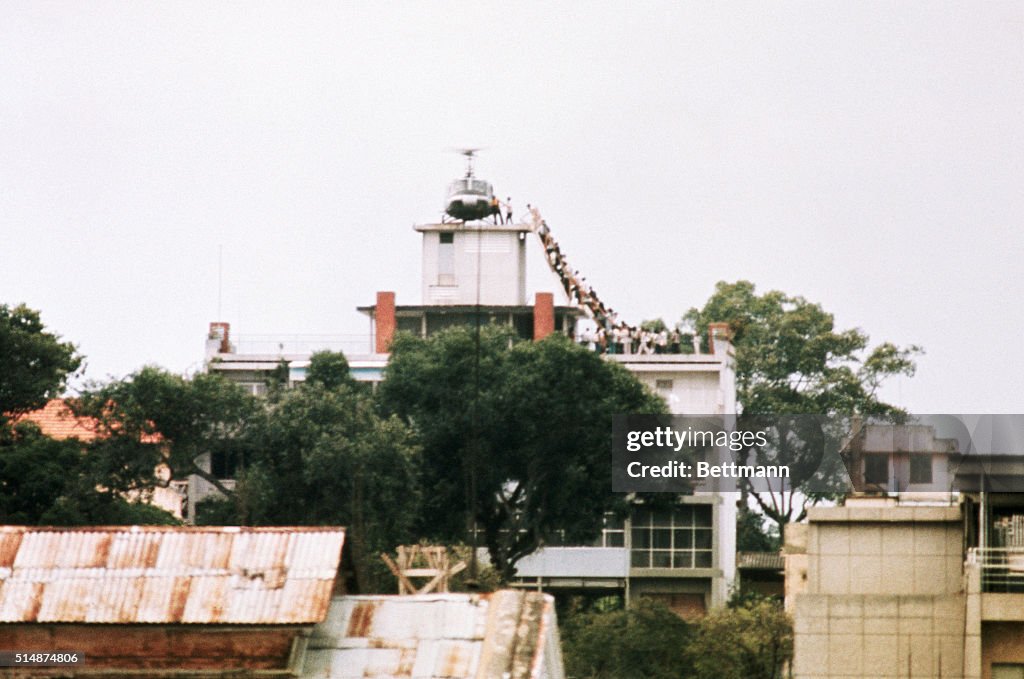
674 506 693 525
652 551 672 568
672 551 693 569
694 529 712 549
633 508 652 527
631 551 649 568
864 455 889 486
694 505 712 527
910 455 932 484
652 510 672 527
631 528 649 549
992 665 1024 679
674 529 693 549
653 529 672 549
694 551 713 568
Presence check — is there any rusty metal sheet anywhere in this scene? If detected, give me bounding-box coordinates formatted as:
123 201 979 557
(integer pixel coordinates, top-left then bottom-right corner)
0 525 344 624
303 591 563 679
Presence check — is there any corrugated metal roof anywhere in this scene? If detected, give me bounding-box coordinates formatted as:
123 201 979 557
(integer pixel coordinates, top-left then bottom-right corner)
0 525 344 624
302 591 564 679
736 551 785 571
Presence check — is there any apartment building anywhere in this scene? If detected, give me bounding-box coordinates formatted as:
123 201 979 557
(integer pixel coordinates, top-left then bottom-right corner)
203 209 739 612
788 422 1024 679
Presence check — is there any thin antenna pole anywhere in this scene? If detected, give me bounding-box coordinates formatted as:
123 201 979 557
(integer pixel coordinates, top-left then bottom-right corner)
467 221 483 588
217 244 224 320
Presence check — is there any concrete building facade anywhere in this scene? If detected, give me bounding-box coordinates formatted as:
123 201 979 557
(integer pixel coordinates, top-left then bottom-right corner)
787 423 1024 679
512 338 738 613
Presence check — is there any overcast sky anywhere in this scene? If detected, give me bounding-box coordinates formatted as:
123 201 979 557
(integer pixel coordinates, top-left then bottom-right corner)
2 2 1022 413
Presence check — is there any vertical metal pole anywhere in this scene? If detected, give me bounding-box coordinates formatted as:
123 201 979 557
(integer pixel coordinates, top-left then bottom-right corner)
467 223 483 589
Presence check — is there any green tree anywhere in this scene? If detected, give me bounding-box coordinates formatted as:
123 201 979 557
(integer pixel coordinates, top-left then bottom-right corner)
307 350 354 390
640 317 667 333
687 597 793 679
0 304 82 419
736 504 780 552
561 598 693 679
0 304 174 525
218 372 421 592
378 326 666 582
75 367 260 499
0 420 178 525
685 281 921 538
81 356 419 590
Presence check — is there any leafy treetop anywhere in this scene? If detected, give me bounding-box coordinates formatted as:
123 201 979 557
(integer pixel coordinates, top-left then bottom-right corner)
377 326 666 581
0 304 82 419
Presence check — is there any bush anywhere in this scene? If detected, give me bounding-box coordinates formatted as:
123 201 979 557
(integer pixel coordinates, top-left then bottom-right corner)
561 598 692 679
688 597 792 679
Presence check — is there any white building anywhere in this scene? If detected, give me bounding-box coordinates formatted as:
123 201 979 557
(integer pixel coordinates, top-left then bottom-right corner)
205 206 738 614
514 338 737 614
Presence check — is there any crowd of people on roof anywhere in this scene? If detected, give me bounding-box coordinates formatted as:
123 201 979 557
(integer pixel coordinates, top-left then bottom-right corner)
576 325 700 355
528 204 698 355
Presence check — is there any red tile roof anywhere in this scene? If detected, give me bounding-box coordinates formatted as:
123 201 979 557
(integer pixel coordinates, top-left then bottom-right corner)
12 398 161 444
12 399 99 441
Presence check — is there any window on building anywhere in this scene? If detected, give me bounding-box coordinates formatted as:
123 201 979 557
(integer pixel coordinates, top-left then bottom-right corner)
587 512 625 547
397 316 423 336
655 379 674 391
993 665 1024 679
238 382 267 397
211 450 246 480
438 232 455 285
909 455 933 484
630 505 713 569
864 454 889 487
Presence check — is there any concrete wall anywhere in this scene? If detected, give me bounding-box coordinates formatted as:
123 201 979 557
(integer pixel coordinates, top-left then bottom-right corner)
804 507 963 597
791 505 967 678
420 227 527 306
794 593 966 678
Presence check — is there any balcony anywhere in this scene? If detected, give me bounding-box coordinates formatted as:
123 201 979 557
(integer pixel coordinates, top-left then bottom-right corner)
968 547 1024 593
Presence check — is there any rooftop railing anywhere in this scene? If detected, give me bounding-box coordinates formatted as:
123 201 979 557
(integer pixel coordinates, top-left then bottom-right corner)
968 547 1024 592
230 334 374 356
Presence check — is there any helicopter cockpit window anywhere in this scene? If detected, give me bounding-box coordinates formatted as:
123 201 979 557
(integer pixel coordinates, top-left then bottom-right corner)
449 180 469 194
471 180 489 194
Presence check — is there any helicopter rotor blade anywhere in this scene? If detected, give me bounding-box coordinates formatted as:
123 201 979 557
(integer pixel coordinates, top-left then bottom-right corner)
446 146 487 157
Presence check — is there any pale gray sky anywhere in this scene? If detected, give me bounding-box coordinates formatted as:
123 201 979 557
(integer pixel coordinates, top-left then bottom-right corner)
2 2 1022 413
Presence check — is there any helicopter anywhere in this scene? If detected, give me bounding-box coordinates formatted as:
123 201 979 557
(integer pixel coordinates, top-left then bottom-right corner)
444 148 497 222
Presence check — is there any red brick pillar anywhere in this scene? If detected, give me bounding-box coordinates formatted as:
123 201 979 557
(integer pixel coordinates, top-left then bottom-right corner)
209 322 231 353
375 291 396 354
534 292 555 341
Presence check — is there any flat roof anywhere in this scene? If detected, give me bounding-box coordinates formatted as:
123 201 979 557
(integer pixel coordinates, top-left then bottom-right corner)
358 304 583 316
604 353 727 367
414 221 532 234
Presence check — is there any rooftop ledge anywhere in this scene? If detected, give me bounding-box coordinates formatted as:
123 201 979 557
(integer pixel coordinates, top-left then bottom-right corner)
806 505 961 523
605 353 726 364
414 221 533 233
